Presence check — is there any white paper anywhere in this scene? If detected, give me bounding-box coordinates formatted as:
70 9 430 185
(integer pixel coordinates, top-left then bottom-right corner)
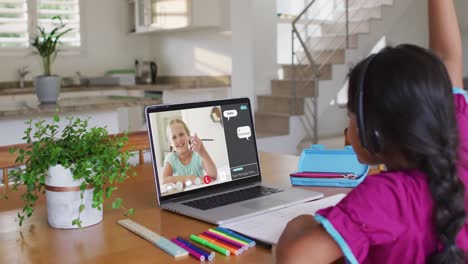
220 194 346 245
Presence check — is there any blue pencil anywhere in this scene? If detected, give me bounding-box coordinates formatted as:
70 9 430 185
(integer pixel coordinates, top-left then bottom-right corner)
215 227 256 247
176 237 215 261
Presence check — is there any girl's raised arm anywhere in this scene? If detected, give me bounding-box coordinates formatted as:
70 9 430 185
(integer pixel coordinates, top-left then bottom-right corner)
428 0 463 88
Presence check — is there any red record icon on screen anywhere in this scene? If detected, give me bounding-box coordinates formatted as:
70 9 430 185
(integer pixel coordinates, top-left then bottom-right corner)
203 175 211 184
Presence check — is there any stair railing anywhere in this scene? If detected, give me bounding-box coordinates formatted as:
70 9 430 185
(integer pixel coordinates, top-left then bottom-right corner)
291 0 383 146
291 0 321 145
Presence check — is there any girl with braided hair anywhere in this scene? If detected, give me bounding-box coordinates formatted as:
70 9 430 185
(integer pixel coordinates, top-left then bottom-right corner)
276 0 468 263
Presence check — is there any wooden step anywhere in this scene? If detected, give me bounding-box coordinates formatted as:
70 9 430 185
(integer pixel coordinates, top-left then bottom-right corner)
335 0 392 9
320 21 370 35
310 49 345 64
255 112 290 135
295 50 345 65
271 80 316 97
331 6 382 22
281 64 332 80
308 34 358 51
257 95 304 115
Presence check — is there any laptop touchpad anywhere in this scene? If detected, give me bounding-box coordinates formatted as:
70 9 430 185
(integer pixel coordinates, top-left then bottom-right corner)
240 198 285 210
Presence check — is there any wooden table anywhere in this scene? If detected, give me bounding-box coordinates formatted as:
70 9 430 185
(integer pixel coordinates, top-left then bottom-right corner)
0 152 353 264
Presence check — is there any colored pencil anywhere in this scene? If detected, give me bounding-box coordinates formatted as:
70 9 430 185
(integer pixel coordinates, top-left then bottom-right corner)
215 227 256 247
208 228 250 247
203 231 247 250
190 234 230 256
198 233 243 256
176 237 215 261
171 238 205 261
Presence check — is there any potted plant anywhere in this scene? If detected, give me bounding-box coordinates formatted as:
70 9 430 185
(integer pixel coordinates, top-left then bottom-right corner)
32 16 71 105
5 115 135 229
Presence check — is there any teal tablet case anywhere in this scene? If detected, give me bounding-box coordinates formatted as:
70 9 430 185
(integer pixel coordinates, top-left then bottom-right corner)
291 144 369 187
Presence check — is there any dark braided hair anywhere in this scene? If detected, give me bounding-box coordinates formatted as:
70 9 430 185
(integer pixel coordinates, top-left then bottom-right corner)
347 44 466 263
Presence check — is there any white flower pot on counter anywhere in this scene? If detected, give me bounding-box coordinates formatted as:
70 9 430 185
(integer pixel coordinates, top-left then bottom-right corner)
34 75 60 105
45 165 102 229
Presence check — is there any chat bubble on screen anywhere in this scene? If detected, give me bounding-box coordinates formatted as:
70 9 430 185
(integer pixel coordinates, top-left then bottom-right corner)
237 126 252 140
223 109 238 120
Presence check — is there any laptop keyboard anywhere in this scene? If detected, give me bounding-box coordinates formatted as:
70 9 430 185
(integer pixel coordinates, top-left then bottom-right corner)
182 186 283 210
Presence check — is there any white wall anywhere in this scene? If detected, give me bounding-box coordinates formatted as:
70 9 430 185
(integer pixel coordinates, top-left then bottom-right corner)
0 0 151 82
149 29 232 76
386 1 428 47
464 35 468 77
230 0 277 109
230 0 255 102
149 0 276 108
252 0 278 97
148 0 231 76
386 0 468 77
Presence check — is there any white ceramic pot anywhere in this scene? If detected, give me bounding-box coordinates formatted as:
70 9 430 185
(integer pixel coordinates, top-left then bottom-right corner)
34 75 61 105
45 165 103 229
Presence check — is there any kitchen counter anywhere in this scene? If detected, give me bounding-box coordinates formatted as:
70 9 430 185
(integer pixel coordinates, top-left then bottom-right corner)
0 75 231 96
0 95 161 120
0 84 171 96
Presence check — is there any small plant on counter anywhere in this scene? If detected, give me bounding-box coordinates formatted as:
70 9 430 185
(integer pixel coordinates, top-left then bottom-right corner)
4 115 136 228
31 16 71 76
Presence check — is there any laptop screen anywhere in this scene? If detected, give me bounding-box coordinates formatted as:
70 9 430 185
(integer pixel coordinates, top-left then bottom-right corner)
146 98 261 200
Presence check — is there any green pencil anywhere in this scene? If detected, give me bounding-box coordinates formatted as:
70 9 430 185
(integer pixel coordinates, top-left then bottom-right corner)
190 234 230 256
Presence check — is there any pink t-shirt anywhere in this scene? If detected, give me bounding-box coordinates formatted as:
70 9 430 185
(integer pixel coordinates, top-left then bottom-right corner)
316 93 468 263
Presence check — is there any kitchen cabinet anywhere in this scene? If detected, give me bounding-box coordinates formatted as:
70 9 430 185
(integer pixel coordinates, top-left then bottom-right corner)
129 0 222 33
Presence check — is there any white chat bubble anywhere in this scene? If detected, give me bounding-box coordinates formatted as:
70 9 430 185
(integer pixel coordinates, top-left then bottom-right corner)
237 126 252 140
223 109 238 120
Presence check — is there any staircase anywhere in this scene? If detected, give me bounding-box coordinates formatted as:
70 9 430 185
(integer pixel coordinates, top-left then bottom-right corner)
255 0 411 153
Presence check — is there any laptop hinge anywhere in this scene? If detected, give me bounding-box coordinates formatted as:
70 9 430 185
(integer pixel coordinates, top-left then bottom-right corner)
161 179 262 204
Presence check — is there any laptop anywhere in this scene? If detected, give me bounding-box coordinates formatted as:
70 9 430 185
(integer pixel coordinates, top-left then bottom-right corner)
145 97 323 225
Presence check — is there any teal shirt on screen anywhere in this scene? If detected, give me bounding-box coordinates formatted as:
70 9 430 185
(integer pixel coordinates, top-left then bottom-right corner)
164 152 204 177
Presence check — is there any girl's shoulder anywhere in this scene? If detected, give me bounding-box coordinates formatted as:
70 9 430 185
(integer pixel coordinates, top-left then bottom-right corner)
453 88 467 113
360 169 427 189
164 152 177 164
342 169 432 212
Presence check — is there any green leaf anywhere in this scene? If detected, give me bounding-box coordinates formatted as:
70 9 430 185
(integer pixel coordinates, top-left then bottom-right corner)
112 198 123 209
79 204 85 213
124 208 135 216
72 218 82 228
105 186 116 198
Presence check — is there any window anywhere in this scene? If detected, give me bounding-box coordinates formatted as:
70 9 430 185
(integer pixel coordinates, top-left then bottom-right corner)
0 0 29 47
0 0 81 49
37 0 81 47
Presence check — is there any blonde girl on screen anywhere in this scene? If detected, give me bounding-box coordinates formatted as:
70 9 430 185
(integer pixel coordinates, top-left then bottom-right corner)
162 119 217 186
